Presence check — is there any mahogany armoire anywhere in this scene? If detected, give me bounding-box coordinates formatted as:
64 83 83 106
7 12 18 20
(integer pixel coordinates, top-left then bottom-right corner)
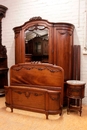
13 17 80 105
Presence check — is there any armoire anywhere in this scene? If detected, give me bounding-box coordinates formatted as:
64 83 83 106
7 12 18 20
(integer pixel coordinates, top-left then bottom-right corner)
13 17 80 105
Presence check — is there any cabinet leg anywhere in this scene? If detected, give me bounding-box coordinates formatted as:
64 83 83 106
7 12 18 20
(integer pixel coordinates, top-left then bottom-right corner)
79 99 82 116
67 97 70 114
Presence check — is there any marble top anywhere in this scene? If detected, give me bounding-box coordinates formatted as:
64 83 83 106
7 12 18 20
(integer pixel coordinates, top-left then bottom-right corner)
66 80 86 85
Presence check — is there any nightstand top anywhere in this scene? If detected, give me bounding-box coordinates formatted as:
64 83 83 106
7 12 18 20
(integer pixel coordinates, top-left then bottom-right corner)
66 80 86 85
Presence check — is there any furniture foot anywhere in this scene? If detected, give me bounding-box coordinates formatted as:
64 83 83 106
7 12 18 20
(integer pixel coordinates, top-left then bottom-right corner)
11 108 13 112
59 113 62 116
59 109 62 116
46 113 48 119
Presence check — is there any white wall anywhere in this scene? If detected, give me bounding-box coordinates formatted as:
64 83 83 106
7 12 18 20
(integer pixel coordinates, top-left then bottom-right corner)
0 0 87 104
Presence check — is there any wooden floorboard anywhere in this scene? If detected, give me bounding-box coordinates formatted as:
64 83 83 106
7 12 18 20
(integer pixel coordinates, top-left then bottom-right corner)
0 97 87 130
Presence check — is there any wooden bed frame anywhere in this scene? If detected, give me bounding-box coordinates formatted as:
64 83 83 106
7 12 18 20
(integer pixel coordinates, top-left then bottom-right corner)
4 62 64 119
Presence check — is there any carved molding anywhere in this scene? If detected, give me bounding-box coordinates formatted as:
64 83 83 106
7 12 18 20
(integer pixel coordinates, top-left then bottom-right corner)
12 63 62 73
15 33 20 39
13 90 43 98
49 93 60 101
68 87 81 97
28 24 46 31
57 30 73 36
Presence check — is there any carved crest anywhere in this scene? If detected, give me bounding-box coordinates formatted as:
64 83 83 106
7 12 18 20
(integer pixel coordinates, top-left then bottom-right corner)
29 16 42 21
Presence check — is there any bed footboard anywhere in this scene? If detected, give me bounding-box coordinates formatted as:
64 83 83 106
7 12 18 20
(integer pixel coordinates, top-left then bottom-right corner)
5 86 62 119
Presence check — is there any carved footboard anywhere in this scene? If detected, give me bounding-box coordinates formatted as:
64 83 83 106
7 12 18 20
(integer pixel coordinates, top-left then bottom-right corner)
5 62 64 119
5 86 62 119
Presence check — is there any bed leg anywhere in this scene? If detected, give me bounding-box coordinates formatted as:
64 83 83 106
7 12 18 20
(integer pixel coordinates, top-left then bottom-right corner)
46 113 48 119
11 107 13 112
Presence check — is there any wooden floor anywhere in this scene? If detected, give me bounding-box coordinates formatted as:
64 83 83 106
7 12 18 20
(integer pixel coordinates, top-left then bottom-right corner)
0 96 87 130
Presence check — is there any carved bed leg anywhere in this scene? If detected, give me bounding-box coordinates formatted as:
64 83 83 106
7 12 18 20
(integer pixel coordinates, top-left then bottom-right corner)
59 105 62 116
11 107 13 112
59 110 62 116
46 112 48 119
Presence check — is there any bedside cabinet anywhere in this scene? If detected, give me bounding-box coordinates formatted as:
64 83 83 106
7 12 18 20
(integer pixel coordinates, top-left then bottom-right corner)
66 80 85 116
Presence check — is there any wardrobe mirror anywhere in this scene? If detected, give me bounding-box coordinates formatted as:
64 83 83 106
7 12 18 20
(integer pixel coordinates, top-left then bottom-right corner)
25 25 49 62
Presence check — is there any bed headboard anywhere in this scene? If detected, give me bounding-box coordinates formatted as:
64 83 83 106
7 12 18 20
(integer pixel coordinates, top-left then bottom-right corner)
10 62 64 87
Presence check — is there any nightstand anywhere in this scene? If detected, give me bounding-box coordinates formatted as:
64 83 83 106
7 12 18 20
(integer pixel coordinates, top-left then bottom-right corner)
66 80 85 116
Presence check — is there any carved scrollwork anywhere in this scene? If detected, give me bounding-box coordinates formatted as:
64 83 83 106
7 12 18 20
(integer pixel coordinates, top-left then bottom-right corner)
12 63 61 73
15 33 20 39
13 90 43 98
28 24 46 31
25 91 30 98
14 90 23 95
13 90 31 98
49 94 60 101
34 93 43 96
57 30 73 36
68 88 81 96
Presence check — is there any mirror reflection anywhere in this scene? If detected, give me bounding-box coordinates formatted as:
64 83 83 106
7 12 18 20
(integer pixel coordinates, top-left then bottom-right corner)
25 25 49 63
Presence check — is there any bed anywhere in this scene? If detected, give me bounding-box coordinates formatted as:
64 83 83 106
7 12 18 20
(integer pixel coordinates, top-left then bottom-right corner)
4 62 64 119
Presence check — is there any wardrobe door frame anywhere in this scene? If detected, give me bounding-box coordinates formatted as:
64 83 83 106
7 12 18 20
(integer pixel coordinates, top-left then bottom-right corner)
13 18 54 64
53 23 74 81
